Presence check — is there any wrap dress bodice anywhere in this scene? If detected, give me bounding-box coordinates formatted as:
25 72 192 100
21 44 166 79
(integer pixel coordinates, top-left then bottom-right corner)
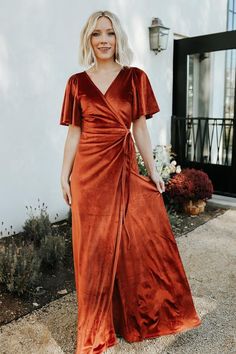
59 66 202 354
60 66 161 246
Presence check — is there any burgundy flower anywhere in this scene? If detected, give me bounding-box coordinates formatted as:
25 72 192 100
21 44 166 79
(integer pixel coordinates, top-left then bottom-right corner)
165 168 213 204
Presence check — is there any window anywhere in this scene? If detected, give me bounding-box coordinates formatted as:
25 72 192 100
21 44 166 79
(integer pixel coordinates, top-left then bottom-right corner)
227 0 236 30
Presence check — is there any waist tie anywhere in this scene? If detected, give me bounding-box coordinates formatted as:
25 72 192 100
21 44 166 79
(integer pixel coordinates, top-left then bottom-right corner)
120 129 133 250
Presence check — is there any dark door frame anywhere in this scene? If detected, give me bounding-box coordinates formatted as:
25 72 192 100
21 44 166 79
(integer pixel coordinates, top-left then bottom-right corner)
172 30 236 197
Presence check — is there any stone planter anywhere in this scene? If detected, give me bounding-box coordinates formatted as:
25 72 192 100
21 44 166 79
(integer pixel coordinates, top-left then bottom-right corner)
183 199 206 215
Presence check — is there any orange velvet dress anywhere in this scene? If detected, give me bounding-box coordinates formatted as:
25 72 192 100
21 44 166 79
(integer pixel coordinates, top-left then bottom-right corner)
59 66 201 354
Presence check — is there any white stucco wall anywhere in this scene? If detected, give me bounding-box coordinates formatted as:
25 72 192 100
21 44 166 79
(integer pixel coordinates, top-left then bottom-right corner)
0 0 228 237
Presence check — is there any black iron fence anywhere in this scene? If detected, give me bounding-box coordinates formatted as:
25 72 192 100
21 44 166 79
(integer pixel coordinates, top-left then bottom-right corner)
171 116 235 166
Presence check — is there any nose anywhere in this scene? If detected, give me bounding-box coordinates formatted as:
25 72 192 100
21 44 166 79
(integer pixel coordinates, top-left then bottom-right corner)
100 33 109 43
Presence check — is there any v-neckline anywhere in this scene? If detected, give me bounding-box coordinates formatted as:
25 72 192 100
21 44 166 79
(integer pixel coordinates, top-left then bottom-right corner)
83 66 125 97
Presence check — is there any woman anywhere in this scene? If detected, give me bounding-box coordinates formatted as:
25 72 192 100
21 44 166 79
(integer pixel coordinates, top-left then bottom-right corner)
59 10 201 354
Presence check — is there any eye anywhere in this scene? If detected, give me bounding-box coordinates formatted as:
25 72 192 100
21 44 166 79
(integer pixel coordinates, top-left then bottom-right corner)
91 31 115 36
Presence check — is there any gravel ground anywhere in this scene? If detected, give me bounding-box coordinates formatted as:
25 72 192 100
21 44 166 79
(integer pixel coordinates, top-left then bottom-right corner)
0 209 236 354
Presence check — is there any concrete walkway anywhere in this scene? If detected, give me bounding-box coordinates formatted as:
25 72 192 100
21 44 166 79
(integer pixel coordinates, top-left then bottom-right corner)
0 209 236 354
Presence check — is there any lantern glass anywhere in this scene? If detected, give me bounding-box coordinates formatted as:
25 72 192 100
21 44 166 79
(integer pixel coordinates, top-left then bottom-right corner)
159 27 169 50
149 28 159 50
149 20 170 52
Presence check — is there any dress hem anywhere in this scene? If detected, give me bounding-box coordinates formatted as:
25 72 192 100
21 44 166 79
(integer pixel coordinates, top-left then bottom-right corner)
79 317 202 353
123 318 202 343
99 318 202 353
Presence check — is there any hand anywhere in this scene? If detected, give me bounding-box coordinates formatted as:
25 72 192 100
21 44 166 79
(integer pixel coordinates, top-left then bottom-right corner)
149 170 165 193
61 179 72 206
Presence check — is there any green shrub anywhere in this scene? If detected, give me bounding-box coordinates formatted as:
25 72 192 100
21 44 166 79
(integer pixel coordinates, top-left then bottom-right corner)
40 233 66 270
0 199 67 295
23 203 51 248
0 242 42 294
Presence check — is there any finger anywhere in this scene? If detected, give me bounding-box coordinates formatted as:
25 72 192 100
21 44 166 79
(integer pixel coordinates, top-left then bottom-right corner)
67 186 72 205
156 183 163 193
63 192 71 206
64 196 70 206
64 185 72 205
159 180 165 191
68 192 72 206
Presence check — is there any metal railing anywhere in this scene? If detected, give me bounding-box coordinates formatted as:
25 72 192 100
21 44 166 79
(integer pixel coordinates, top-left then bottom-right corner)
171 116 234 166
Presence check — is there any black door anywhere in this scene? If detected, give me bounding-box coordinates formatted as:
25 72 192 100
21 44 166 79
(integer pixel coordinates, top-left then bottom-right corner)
172 30 236 197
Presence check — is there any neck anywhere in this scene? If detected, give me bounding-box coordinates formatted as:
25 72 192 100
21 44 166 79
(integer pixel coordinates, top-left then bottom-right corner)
92 59 121 73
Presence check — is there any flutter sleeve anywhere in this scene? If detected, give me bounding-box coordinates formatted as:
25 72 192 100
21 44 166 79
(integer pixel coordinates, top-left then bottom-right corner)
59 75 82 127
132 68 160 122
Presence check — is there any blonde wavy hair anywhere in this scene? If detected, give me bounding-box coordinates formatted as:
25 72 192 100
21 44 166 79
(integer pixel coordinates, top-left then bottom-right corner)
78 10 134 68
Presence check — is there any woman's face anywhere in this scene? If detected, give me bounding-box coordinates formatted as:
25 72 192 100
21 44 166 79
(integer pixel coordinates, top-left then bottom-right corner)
90 16 116 62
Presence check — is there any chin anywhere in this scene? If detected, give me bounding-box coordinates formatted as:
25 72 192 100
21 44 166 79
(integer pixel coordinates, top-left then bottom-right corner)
97 55 115 61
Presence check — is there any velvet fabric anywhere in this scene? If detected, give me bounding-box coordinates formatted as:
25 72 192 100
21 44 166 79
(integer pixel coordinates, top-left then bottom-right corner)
59 66 201 354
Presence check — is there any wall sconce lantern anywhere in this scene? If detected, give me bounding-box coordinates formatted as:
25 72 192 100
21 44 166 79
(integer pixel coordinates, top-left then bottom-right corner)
148 17 170 54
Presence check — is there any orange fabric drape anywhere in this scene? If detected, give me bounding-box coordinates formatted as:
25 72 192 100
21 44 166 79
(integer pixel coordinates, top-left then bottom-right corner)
59 66 201 354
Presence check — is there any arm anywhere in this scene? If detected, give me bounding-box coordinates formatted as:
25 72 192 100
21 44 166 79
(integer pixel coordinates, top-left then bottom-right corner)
132 116 165 193
60 125 81 205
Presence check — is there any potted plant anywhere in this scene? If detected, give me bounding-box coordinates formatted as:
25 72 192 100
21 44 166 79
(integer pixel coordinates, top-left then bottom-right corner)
165 168 214 215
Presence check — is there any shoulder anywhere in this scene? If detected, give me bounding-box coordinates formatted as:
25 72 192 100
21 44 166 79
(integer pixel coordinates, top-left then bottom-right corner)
64 72 85 94
130 66 145 73
66 71 84 84
129 66 148 78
